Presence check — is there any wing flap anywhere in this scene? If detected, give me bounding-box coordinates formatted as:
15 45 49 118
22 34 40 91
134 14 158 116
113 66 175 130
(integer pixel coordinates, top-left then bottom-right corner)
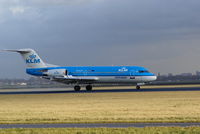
57 75 99 80
43 75 99 84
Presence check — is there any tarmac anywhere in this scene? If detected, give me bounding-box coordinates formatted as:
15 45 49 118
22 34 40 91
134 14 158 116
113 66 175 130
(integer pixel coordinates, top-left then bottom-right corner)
0 123 200 128
0 86 200 94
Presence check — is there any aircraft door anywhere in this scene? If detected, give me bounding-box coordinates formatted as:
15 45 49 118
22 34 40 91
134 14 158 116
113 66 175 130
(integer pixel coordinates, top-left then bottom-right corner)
130 71 135 76
130 71 136 80
65 70 68 76
83 70 87 76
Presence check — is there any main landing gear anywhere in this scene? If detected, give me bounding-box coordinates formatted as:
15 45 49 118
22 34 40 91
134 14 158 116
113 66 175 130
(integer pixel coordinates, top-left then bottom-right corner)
74 85 93 91
86 85 92 91
74 85 81 91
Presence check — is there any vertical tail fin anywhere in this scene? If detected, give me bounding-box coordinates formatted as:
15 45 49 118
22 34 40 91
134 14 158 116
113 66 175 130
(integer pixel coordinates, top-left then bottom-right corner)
4 49 47 68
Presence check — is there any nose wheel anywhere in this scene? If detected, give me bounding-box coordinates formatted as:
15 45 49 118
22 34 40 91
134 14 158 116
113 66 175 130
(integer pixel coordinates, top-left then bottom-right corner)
136 85 141 90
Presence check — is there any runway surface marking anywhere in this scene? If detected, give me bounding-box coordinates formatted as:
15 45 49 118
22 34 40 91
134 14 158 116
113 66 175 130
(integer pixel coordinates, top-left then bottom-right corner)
0 123 200 128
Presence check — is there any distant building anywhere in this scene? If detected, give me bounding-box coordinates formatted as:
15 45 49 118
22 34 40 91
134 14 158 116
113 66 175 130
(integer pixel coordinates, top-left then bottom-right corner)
168 73 173 77
180 73 193 77
196 71 200 76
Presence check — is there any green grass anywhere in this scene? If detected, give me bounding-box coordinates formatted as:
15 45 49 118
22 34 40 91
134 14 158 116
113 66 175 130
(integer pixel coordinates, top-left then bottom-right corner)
0 88 200 124
1 127 200 134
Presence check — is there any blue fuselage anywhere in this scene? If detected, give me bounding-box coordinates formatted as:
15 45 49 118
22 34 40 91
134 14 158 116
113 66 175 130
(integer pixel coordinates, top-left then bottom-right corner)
26 66 155 77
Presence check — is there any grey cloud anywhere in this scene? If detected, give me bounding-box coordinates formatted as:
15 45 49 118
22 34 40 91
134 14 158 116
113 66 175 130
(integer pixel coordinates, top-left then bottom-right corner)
0 0 200 78
0 0 98 7
28 0 95 5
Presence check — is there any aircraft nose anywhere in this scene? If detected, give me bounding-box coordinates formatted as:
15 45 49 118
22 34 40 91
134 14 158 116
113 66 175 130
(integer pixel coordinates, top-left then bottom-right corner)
148 75 157 81
153 75 157 80
151 75 157 81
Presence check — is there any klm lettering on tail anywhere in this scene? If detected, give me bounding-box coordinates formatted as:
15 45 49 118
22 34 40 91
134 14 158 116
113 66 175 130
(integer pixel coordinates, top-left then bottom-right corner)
26 54 41 64
26 59 40 64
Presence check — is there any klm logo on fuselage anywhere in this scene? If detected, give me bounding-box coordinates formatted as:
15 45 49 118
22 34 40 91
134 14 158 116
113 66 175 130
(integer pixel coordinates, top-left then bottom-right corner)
26 54 40 64
118 67 128 72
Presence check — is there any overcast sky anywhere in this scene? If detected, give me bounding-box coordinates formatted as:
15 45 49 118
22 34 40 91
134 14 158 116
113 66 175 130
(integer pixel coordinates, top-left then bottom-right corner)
0 0 200 78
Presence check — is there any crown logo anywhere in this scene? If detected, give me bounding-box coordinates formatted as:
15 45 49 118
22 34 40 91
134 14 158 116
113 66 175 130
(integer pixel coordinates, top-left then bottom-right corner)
29 54 36 59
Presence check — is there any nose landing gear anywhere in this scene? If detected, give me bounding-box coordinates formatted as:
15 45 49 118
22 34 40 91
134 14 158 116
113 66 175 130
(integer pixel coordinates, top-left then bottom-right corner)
136 83 145 90
136 85 141 90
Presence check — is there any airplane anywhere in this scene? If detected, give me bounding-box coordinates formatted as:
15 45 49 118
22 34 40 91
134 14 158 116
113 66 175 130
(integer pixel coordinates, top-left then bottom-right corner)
3 49 157 91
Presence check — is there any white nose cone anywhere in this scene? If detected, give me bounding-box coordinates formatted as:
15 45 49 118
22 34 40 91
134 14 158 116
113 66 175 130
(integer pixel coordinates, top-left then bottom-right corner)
139 76 157 82
149 76 157 81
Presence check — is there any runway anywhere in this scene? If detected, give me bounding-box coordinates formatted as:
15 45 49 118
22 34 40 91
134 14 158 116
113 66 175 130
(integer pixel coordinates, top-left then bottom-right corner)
0 86 200 94
0 123 200 128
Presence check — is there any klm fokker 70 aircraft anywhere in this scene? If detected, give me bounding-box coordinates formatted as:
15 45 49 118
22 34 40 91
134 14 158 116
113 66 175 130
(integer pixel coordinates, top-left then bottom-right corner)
4 49 157 91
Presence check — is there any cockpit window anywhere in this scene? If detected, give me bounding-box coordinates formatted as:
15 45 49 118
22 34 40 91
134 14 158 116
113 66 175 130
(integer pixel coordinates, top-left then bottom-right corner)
139 70 149 73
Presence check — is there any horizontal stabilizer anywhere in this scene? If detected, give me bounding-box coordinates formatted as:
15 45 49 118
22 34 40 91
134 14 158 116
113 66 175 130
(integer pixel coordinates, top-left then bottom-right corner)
2 49 32 53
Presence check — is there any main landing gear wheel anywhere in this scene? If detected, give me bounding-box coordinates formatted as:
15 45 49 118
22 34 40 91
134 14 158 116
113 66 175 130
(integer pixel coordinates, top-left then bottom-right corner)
136 85 141 90
74 86 81 91
86 85 92 91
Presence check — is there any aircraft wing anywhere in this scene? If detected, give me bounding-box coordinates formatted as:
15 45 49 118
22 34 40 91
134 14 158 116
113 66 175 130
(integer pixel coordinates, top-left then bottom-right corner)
43 75 99 84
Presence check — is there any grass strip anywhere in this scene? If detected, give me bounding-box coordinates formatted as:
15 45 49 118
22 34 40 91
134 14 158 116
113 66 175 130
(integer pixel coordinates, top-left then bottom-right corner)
1 127 200 134
0 90 200 124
